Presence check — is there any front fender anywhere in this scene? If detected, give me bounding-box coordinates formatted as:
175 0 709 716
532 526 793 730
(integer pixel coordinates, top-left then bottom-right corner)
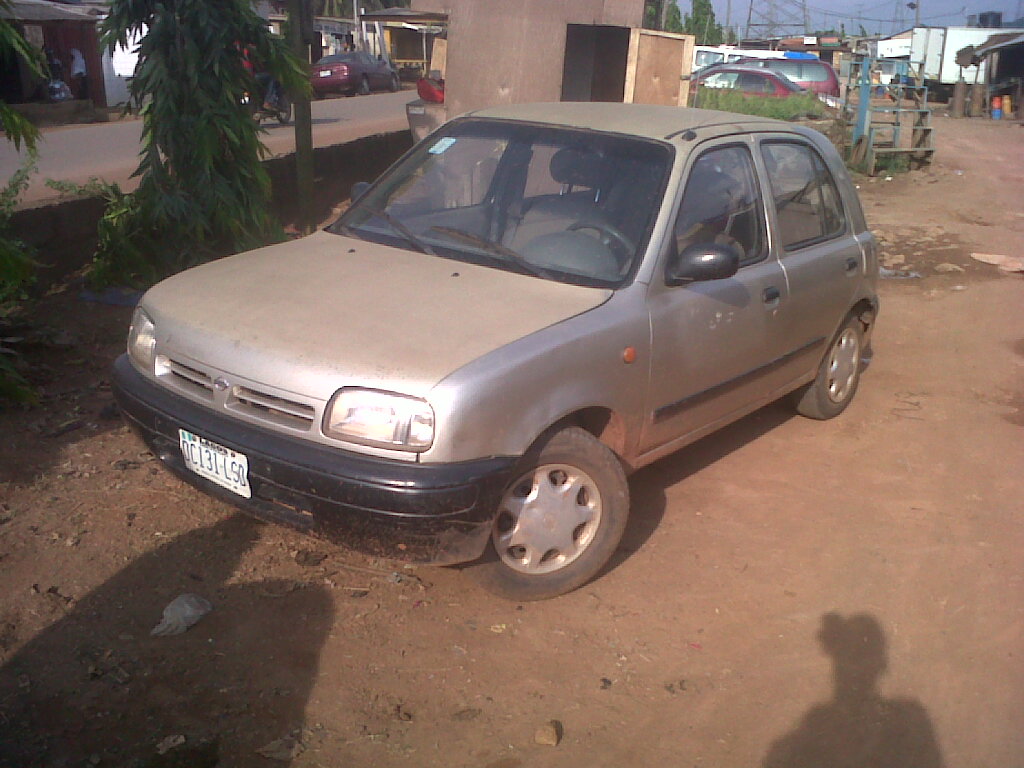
422 288 651 464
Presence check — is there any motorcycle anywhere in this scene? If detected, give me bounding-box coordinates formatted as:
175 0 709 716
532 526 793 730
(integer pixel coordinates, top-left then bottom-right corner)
243 74 292 125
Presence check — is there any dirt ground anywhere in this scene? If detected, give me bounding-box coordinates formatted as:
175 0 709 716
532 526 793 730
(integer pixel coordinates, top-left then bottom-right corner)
0 115 1021 768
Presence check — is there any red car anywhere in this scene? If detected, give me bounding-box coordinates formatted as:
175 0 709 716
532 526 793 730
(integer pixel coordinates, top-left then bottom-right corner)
311 52 400 97
733 57 841 97
692 65 805 99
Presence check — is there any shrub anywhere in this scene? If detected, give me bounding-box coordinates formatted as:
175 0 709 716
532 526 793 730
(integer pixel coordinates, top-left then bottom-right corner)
693 87 827 121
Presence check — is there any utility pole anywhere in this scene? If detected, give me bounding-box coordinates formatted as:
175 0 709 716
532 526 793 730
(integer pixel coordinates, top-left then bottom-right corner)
287 0 315 234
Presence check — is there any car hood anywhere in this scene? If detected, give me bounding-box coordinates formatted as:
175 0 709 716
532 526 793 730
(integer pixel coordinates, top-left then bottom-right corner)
143 231 611 400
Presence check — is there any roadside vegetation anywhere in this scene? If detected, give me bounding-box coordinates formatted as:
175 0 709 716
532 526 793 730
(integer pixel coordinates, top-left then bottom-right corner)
85 0 309 288
692 87 827 120
1 0 43 403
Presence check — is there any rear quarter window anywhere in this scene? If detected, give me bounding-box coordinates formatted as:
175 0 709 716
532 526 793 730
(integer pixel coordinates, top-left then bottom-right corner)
798 62 831 82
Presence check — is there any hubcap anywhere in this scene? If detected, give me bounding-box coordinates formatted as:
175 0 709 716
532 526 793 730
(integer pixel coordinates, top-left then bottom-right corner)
493 463 602 575
826 328 860 403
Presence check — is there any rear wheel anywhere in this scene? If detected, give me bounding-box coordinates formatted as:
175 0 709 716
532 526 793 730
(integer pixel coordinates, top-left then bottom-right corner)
471 427 629 601
793 314 863 420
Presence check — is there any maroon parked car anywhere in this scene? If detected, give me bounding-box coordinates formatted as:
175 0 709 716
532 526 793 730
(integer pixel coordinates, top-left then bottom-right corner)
691 65 805 101
733 57 841 97
311 52 400 97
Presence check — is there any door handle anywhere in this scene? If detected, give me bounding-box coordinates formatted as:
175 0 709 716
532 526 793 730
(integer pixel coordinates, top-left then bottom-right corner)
845 257 859 274
762 286 781 304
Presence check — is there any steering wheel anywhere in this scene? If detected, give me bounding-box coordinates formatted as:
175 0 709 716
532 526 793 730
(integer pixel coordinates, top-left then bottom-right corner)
567 220 636 266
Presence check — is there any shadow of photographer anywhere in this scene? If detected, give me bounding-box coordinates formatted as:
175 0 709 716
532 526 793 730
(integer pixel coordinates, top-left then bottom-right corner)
763 612 945 768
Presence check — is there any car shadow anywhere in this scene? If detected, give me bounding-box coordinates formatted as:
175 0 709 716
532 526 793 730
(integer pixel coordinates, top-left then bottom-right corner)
0 514 333 767
606 401 796 572
762 612 946 768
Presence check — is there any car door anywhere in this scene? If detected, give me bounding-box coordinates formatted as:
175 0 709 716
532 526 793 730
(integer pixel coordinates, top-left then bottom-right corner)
754 136 864 387
737 71 773 95
640 141 789 455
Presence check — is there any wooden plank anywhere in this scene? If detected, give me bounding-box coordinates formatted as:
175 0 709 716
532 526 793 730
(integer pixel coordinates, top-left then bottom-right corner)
623 27 641 104
631 31 684 106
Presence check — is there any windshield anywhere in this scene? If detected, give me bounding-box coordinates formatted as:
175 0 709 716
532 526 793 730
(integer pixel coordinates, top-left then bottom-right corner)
329 119 672 288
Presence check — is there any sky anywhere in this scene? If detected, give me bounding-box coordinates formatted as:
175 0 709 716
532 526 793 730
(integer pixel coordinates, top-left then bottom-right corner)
696 0 1024 37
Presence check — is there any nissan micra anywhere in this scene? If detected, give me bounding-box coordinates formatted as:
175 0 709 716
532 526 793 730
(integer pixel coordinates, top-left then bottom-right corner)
114 103 878 600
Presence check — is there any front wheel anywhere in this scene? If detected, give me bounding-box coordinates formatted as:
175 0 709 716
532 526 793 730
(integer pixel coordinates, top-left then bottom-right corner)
276 96 292 125
470 427 629 601
793 314 864 420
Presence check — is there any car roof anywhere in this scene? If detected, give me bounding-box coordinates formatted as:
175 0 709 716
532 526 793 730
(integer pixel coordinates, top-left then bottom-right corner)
464 102 800 143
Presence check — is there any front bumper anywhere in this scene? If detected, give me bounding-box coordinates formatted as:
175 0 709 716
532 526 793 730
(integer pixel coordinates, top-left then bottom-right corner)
112 355 517 564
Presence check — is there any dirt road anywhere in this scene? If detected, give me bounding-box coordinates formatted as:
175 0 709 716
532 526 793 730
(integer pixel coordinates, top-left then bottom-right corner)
0 116 1021 768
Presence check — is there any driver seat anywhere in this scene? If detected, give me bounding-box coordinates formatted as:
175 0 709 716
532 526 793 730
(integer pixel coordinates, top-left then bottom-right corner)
504 147 612 251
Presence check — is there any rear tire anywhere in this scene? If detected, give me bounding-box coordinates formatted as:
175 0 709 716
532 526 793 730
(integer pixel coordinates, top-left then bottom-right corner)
793 314 864 420
470 427 629 601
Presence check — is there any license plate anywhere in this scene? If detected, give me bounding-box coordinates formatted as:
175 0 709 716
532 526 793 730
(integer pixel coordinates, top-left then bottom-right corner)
319 69 331 77
179 429 250 498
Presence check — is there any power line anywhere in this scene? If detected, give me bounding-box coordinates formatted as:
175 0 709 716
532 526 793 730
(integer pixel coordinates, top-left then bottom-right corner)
803 2 966 23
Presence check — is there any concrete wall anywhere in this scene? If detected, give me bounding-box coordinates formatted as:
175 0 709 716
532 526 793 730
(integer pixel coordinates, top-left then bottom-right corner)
411 0 645 116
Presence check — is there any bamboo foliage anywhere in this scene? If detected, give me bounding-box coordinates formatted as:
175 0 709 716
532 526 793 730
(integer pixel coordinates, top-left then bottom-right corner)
91 0 310 286
0 0 42 152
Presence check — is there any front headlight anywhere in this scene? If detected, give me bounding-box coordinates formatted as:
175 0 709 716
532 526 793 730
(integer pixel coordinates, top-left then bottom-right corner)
324 388 434 452
127 307 156 371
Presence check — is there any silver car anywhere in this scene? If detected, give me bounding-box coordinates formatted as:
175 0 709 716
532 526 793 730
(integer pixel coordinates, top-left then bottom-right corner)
114 103 878 600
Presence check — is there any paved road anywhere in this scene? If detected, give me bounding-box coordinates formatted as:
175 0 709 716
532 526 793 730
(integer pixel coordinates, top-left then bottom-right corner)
2 89 415 205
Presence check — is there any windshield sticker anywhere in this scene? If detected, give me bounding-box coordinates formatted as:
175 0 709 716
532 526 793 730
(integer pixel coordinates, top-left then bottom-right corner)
429 137 457 155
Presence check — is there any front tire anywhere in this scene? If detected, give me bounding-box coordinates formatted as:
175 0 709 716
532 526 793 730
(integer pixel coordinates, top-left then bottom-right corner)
793 314 864 420
276 96 292 125
471 427 629 601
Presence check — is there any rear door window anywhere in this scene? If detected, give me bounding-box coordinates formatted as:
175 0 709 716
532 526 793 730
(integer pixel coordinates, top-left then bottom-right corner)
761 141 845 250
737 72 774 93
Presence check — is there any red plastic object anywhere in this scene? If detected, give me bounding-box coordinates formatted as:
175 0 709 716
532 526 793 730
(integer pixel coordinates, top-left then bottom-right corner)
417 77 445 104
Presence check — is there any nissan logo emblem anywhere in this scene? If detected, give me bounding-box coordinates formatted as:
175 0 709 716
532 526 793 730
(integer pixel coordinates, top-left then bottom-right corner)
213 377 230 392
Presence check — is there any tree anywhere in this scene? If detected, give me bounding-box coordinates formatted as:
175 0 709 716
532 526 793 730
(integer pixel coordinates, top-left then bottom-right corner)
93 0 309 286
682 0 725 45
665 1 684 33
0 0 40 153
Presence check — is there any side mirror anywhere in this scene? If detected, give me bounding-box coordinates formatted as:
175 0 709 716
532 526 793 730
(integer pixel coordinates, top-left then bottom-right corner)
666 242 740 285
351 181 371 201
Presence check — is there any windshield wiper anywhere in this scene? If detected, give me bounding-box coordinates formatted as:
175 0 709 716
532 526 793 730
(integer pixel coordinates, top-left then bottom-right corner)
365 208 438 256
428 226 555 280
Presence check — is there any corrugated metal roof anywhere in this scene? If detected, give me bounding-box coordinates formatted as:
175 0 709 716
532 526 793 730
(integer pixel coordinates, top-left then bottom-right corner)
974 31 1024 57
1 0 100 22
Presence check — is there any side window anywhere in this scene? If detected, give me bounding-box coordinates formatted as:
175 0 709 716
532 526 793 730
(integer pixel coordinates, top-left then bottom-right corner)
703 72 738 89
737 72 771 93
761 142 845 250
671 145 766 268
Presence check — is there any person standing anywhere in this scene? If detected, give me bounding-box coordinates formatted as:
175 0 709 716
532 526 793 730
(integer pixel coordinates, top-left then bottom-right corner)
70 47 88 100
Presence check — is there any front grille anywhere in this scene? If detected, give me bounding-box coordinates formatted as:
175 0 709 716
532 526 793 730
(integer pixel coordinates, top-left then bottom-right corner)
228 385 316 431
164 358 214 401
